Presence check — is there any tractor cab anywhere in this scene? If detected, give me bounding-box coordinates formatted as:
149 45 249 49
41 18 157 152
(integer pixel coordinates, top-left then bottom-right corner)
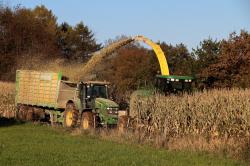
82 81 119 126
155 75 194 94
85 81 109 99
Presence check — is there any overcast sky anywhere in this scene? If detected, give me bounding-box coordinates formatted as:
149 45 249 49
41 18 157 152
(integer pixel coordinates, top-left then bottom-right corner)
5 0 250 50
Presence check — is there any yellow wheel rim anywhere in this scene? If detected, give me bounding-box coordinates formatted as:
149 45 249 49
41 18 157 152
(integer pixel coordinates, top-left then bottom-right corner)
65 111 73 127
83 119 89 129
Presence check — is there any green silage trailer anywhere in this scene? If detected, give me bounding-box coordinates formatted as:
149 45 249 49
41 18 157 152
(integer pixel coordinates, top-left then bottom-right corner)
15 70 123 129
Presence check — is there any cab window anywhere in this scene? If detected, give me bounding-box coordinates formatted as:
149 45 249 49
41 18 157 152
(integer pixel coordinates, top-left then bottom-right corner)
87 85 108 99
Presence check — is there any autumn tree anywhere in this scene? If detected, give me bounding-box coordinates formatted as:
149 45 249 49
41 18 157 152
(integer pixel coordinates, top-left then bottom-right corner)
31 5 58 55
57 22 101 62
0 5 58 56
201 31 250 88
159 42 194 75
191 38 221 75
0 4 101 80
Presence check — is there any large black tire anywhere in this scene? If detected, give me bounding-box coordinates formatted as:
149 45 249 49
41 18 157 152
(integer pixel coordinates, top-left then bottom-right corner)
17 105 45 122
16 105 28 121
63 103 79 128
81 112 94 130
117 115 130 133
26 107 34 121
33 107 45 121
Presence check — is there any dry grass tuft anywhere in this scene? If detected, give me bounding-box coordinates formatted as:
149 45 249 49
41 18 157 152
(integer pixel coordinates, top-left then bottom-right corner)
0 82 16 118
167 136 250 161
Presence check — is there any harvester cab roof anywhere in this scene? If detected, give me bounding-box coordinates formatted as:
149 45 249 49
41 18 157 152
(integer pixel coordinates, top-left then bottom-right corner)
79 81 109 99
156 75 194 82
156 75 194 94
83 81 110 86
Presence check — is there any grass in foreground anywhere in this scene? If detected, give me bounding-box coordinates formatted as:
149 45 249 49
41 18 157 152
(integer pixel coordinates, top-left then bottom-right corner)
0 122 247 166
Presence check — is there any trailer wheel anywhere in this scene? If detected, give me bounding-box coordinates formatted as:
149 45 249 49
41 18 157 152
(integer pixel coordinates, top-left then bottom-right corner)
17 104 28 121
63 103 78 128
81 112 94 130
118 115 130 133
26 106 34 121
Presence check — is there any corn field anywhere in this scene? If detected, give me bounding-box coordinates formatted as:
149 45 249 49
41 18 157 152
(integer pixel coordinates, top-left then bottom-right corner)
0 82 16 118
130 89 250 138
129 89 250 160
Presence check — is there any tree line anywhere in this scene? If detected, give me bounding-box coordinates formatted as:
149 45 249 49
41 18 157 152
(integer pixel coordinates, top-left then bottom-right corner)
0 5 101 80
0 4 249 95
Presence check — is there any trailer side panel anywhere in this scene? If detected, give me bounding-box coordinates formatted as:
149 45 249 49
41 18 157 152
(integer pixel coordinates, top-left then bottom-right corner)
16 70 62 108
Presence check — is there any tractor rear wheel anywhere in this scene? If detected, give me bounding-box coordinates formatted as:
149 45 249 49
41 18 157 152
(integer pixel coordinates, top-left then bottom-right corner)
63 103 78 128
81 112 94 130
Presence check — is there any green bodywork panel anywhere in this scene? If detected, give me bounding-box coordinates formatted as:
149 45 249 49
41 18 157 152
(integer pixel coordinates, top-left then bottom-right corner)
131 89 154 98
95 98 119 108
156 75 194 80
95 98 119 125
76 98 82 112
45 109 64 123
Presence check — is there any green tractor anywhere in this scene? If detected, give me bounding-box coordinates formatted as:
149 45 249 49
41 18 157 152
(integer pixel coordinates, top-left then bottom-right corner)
82 81 120 128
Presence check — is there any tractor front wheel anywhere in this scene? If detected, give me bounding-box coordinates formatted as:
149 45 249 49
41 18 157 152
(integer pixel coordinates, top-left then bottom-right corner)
81 112 94 130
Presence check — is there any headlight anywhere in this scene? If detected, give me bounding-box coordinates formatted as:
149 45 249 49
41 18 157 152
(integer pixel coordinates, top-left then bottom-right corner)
107 107 118 115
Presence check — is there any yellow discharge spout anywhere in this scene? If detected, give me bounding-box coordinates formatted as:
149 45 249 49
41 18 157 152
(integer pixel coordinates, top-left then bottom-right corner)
81 37 134 77
82 35 170 77
134 35 170 76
